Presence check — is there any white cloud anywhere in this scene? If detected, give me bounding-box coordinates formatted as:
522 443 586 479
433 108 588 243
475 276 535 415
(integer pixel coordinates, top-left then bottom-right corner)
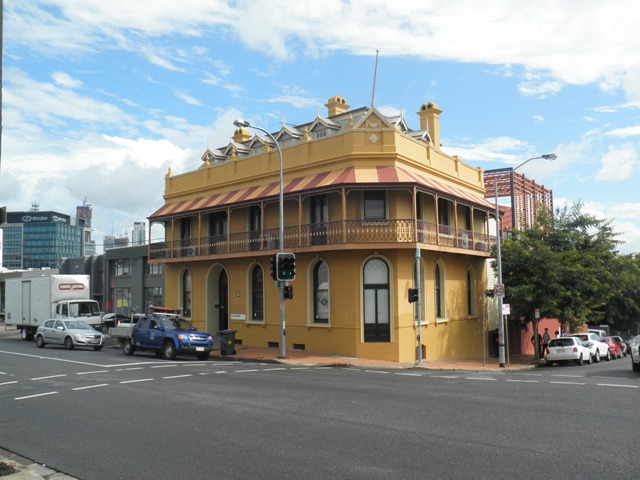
596 144 638 181
605 126 640 138
175 91 202 106
533 115 544 124
51 71 83 89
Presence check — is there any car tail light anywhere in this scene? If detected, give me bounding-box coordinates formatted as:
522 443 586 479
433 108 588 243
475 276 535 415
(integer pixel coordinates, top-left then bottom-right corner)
572 347 578 352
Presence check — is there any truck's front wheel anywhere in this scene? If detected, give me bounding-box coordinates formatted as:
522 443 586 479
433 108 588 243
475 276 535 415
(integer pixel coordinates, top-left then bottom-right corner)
123 340 135 356
21 328 34 341
163 341 177 360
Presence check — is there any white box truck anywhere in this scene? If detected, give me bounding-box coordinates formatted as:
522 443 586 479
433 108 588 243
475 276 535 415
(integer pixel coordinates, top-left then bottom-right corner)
5 274 102 340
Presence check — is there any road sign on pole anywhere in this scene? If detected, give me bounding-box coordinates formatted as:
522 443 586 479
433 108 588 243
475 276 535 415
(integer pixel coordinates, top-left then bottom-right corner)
494 284 505 298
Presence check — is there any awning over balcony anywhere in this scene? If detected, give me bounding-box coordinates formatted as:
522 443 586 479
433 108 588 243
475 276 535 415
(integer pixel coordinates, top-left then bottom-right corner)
149 165 495 220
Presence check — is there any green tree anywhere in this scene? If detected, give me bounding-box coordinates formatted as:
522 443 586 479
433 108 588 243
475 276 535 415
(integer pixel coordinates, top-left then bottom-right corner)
496 202 621 333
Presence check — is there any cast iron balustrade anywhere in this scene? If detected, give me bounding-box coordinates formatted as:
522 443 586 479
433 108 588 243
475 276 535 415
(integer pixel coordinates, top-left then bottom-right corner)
149 219 492 260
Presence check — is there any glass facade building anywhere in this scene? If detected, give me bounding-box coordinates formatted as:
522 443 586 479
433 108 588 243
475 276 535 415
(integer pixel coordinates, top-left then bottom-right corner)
1 211 91 269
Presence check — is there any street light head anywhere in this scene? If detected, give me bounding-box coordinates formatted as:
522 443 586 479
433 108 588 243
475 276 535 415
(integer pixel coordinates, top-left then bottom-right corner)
233 119 250 128
542 153 557 161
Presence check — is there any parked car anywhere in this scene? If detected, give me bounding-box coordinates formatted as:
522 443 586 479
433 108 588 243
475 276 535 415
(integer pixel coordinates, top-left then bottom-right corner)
604 336 623 359
546 337 592 366
610 335 627 356
630 335 640 372
35 319 105 350
567 333 610 362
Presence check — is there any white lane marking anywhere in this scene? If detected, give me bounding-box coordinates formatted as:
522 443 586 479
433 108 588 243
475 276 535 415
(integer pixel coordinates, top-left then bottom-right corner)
550 381 586 385
551 374 583 378
16 391 58 400
514 373 543 377
365 370 389 374
263 368 287 371
215 371 227 374
465 377 497 381
506 379 539 383
125 367 144 371
151 365 178 369
119 378 154 384
597 383 639 389
291 367 311 370
162 374 193 380
31 374 67 381
395 373 423 377
0 381 19 386
77 370 109 375
0 350 105 367
198 372 212 376
235 369 260 373
73 384 109 391
593 376 629 380
430 375 458 379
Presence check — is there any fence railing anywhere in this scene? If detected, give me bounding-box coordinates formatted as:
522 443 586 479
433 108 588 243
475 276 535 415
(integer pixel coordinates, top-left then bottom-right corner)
149 219 492 260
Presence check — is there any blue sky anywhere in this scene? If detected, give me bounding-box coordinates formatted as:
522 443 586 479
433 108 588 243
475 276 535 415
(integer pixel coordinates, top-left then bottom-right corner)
2 0 640 253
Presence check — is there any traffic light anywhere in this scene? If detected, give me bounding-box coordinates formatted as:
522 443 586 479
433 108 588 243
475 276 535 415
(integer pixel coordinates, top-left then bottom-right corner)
408 288 419 303
269 254 278 281
276 252 296 281
283 284 293 300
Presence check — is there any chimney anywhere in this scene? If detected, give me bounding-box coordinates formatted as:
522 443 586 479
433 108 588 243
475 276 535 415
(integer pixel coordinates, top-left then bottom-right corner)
325 96 350 117
232 127 252 143
417 102 442 148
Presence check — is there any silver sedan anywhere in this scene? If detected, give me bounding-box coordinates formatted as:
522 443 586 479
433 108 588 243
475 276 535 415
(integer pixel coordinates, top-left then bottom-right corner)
35 319 105 351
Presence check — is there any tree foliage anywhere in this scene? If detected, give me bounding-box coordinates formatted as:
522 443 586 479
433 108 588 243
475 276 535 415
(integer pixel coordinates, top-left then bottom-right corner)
495 202 639 333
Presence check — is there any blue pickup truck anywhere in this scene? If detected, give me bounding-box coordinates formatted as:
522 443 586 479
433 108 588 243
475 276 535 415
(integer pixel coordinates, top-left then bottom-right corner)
117 311 215 360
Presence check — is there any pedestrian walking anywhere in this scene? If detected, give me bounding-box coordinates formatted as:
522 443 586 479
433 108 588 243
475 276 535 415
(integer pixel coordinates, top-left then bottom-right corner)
542 328 551 358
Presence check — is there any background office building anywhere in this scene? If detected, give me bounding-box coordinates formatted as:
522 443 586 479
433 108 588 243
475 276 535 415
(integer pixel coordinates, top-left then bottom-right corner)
0 206 96 270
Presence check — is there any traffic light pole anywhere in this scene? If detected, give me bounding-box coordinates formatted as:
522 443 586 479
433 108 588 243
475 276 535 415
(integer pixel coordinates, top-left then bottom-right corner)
233 119 287 359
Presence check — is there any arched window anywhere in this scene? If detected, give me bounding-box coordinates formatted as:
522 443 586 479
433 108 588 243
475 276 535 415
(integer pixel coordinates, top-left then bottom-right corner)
182 269 192 317
251 265 264 321
313 261 329 324
363 258 390 342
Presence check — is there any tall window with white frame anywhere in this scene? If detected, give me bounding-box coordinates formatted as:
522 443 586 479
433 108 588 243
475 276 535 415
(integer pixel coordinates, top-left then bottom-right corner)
182 270 192 317
363 258 390 342
313 260 329 324
251 265 264 321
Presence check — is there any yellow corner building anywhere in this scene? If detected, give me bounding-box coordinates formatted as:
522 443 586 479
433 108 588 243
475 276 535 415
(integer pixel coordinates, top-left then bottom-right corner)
148 97 496 363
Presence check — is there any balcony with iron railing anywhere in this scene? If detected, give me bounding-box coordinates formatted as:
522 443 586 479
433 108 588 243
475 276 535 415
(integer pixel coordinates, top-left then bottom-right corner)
149 219 493 261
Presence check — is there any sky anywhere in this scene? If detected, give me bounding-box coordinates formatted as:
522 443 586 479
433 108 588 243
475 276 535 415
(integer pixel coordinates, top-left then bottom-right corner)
2 0 640 254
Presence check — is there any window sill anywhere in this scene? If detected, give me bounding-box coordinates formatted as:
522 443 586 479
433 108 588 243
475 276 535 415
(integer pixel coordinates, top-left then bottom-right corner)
435 318 449 324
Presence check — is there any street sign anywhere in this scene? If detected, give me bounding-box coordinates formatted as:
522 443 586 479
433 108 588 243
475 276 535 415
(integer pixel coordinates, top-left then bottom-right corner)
534 308 540 319
503 303 510 315
494 284 505 298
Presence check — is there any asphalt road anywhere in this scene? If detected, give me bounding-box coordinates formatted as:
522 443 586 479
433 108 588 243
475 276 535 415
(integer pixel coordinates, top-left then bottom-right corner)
1 335 639 480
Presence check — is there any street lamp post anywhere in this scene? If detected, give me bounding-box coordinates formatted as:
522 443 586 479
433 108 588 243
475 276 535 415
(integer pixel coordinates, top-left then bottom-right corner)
234 119 287 359
495 153 556 367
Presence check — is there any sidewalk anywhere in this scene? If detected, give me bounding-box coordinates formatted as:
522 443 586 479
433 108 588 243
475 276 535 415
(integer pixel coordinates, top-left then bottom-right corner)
220 344 540 372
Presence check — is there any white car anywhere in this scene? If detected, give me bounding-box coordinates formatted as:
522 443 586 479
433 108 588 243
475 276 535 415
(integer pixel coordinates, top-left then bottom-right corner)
35 319 105 351
629 335 640 372
546 337 592 366
567 333 610 362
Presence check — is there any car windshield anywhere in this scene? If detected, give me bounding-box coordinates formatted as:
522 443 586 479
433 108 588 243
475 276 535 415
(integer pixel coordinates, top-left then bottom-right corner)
161 317 196 331
572 334 589 342
550 338 575 347
64 320 92 330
